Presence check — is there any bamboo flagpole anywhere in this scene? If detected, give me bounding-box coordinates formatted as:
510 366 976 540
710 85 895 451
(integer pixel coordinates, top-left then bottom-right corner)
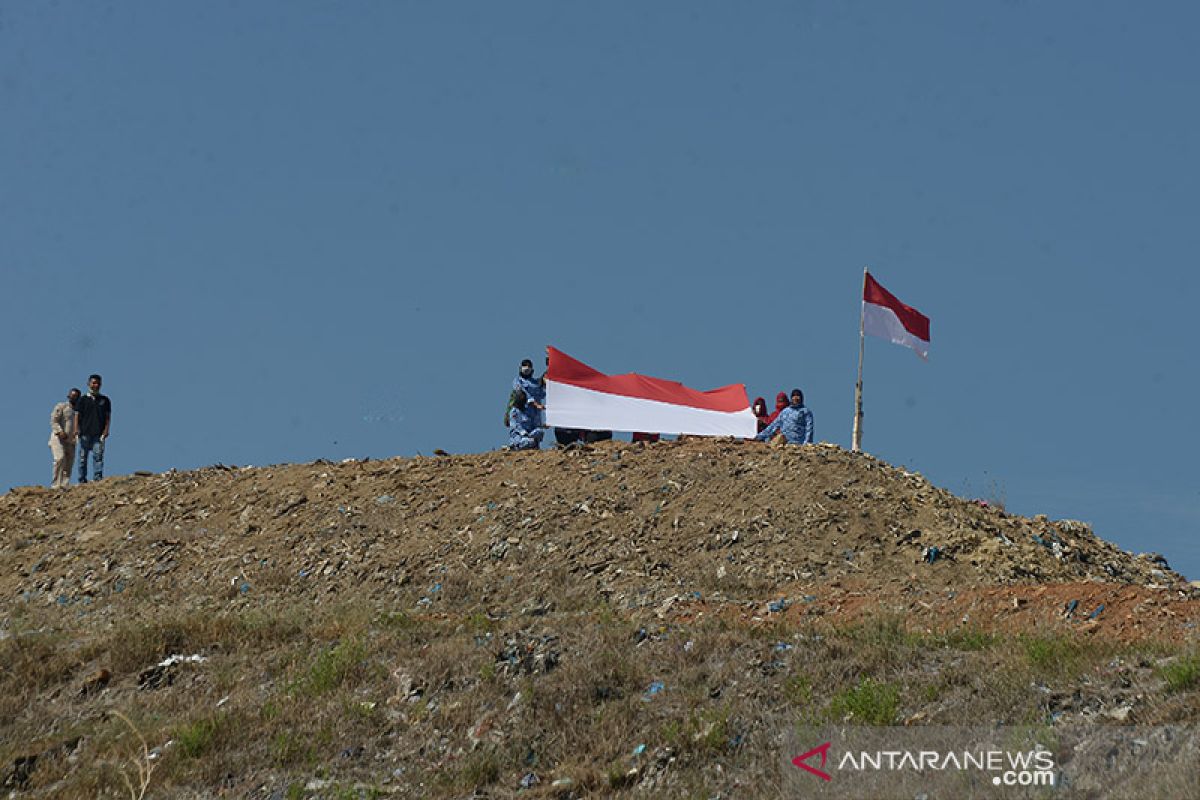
852 267 867 452
853 270 931 452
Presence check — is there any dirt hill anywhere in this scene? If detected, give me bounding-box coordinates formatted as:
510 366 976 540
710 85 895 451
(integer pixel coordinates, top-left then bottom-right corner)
3 439 1194 638
2 440 1198 798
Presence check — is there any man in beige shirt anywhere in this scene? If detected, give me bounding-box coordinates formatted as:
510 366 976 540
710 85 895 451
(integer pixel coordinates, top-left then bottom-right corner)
49 388 81 488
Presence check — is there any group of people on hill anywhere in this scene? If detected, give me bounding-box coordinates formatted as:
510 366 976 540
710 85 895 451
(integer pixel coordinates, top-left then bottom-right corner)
503 357 813 451
751 389 815 445
48 374 113 488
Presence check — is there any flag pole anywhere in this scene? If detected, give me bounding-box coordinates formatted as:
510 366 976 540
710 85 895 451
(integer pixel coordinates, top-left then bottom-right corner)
852 267 867 452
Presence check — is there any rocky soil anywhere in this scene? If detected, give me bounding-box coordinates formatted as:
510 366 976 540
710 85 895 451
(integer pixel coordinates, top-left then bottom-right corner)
1 439 1198 798
2 439 1195 641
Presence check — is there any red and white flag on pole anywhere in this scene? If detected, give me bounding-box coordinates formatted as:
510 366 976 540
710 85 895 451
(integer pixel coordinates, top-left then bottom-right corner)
862 272 931 360
544 347 756 438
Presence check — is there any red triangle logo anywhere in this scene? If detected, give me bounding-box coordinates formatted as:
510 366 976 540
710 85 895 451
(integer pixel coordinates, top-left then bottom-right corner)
792 741 833 781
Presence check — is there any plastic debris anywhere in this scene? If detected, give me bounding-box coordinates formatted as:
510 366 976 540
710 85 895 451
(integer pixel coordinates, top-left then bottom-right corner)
138 654 207 690
519 773 539 789
767 598 790 613
1087 603 1105 620
632 743 646 757
1064 599 1079 618
922 546 941 564
642 681 665 701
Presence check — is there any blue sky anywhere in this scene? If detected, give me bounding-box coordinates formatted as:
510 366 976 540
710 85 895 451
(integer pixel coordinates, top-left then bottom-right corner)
3 2 1197 578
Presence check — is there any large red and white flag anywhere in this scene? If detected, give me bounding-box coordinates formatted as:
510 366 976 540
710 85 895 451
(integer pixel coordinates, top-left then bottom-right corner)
863 272 931 360
544 347 756 438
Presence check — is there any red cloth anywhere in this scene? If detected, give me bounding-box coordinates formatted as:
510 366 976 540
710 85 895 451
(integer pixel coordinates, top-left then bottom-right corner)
632 432 661 443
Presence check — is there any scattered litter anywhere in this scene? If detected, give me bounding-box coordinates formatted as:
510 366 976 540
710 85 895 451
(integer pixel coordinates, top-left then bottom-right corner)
767 598 790 613
922 546 941 564
774 642 794 652
138 654 207 690
1063 599 1079 618
632 744 646 757
519 773 539 789
155 654 207 668
1104 704 1133 722
642 681 665 701
375 494 394 505
1087 604 1105 620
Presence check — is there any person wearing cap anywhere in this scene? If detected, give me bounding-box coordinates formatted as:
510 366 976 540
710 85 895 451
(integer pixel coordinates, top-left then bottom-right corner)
755 389 813 445
507 389 544 451
49 388 81 488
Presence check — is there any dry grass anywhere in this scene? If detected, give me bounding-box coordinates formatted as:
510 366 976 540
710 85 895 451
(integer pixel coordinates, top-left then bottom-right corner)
1 601 1196 798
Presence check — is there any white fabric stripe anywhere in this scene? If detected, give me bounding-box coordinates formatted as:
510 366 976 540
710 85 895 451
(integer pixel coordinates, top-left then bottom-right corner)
545 380 757 438
863 302 929 360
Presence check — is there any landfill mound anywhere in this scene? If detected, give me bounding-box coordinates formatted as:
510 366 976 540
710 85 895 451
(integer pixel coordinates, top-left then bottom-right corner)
1 439 1192 635
4 439 1200 799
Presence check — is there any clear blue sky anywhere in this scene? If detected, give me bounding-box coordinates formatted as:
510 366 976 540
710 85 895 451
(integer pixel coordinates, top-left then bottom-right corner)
3 2 1197 578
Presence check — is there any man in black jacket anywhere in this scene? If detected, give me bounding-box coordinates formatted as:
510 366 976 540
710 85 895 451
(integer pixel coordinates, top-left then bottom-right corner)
76 374 112 483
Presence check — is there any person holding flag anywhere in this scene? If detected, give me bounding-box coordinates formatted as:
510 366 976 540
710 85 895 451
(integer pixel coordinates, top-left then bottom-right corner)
506 389 544 451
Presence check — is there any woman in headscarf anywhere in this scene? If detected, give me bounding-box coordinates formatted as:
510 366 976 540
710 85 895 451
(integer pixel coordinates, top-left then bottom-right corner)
752 397 770 433
766 392 789 426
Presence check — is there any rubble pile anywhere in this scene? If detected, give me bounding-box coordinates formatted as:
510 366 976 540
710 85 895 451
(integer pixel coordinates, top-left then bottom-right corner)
0 440 1190 626
2 439 1198 798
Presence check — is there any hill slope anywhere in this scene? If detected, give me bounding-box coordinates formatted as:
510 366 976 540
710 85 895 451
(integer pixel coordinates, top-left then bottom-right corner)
2 440 1198 797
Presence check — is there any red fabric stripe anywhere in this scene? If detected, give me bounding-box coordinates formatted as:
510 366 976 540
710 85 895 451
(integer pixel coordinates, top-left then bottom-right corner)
864 273 931 342
546 347 750 413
